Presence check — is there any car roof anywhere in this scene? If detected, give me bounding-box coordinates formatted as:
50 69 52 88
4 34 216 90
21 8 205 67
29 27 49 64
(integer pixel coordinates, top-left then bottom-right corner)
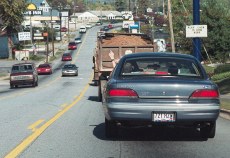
13 63 35 66
121 52 197 61
38 63 51 66
63 53 71 55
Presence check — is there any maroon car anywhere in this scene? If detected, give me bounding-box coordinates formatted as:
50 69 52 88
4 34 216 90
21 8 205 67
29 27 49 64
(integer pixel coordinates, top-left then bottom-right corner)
62 53 72 61
68 42 77 50
61 27 67 32
37 63 52 75
10 63 38 88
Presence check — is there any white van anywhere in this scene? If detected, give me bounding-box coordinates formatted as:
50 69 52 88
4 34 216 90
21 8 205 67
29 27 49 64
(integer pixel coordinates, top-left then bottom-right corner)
79 26 86 33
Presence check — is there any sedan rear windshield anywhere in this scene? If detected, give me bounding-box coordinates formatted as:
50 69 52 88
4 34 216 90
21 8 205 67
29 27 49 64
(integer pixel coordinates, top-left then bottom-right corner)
120 57 204 79
12 65 33 72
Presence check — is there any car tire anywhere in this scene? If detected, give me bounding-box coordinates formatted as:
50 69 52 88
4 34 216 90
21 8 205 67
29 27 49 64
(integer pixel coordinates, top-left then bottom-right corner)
200 121 216 138
10 84 14 89
98 83 102 102
105 118 118 138
32 82 36 87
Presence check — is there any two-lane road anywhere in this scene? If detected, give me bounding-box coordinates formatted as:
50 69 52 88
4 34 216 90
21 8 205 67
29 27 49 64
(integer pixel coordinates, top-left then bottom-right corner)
0 26 229 158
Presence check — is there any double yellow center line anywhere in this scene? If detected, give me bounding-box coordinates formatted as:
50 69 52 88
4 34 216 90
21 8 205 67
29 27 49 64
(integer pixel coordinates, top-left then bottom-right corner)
5 73 93 158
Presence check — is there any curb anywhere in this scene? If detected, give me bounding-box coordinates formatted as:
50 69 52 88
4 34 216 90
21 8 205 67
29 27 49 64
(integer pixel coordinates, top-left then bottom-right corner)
220 109 230 120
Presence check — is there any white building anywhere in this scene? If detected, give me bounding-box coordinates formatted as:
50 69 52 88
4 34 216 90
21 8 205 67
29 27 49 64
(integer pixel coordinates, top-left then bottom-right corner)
71 12 99 23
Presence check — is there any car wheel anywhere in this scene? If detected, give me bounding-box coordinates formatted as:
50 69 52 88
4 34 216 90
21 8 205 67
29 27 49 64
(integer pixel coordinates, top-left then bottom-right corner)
32 82 36 87
105 118 118 138
10 84 14 89
200 121 216 138
98 84 102 102
94 81 99 86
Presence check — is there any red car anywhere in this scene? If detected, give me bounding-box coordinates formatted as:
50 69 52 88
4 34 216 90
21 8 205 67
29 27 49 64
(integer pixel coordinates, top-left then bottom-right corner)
108 24 113 29
68 42 77 50
61 27 67 32
37 63 52 75
62 53 72 61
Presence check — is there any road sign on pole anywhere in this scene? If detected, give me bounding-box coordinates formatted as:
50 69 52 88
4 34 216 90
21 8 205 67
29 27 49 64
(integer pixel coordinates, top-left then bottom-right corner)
18 32 31 41
186 25 207 38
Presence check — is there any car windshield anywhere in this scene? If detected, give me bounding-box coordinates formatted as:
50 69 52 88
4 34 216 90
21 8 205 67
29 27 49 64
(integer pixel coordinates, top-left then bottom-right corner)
75 38 81 40
63 65 77 69
12 64 33 72
38 64 50 68
63 53 71 56
69 42 76 45
120 57 203 79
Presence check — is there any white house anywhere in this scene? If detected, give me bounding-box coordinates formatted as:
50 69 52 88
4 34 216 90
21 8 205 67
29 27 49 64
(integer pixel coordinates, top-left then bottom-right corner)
71 12 99 23
89 11 123 20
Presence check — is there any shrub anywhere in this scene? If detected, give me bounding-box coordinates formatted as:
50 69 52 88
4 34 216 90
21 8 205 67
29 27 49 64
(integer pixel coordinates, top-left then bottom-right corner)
211 72 230 82
214 64 230 74
30 55 45 61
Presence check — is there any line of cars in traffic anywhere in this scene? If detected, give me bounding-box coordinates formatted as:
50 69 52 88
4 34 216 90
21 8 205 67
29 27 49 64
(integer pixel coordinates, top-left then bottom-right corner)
9 35 82 88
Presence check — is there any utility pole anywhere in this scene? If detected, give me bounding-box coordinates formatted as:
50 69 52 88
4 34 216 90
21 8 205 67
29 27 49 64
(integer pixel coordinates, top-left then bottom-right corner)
51 8 54 56
193 0 201 61
168 0 175 52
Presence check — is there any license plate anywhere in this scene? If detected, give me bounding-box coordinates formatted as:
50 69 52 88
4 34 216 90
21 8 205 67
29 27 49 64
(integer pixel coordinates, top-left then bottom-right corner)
152 112 176 122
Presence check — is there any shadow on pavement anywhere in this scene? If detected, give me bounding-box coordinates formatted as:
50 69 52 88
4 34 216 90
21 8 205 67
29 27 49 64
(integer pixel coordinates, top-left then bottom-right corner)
93 123 207 142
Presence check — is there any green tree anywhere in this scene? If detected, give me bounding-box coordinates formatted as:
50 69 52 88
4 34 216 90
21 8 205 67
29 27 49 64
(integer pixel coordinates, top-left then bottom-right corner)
115 0 127 12
136 0 150 15
0 0 27 59
201 0 230 63
171 0 230 62
171 0 193 53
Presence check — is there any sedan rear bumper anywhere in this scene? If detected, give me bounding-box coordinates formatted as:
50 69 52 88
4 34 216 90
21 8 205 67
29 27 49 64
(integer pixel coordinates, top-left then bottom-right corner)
103 103 220 123
10 79 35 85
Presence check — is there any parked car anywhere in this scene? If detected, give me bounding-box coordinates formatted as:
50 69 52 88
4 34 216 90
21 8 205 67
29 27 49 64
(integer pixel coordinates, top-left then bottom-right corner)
61 27 67 32
37 63 52 75
62 64 78 76
74 37 82 44
62 53 72 61
68 42 77 50
10 63 38 88
102 52 220 138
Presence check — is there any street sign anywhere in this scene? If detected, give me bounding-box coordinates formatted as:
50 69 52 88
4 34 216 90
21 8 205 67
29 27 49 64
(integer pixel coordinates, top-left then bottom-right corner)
186 25 207 38
123 20 134 28
33 33 44 40
34 37 44 40
18 32 31 41
24 10 43 15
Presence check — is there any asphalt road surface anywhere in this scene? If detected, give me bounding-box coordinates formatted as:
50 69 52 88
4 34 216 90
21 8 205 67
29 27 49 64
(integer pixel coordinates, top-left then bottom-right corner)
0 25 230 158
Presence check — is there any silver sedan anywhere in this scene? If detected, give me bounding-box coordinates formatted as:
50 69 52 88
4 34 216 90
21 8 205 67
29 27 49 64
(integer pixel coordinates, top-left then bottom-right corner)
102 52 220 139
62 64 78 76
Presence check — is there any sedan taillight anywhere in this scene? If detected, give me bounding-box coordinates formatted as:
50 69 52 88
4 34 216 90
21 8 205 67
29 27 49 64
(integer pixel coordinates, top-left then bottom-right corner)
189 89 219 99
108 89 138 97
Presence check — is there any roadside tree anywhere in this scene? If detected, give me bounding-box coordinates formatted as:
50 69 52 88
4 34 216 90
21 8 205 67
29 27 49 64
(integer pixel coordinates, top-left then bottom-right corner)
0 0 27 59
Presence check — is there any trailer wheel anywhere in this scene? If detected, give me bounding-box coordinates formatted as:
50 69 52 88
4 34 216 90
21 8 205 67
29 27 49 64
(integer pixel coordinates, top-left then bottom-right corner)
98 80 102 102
